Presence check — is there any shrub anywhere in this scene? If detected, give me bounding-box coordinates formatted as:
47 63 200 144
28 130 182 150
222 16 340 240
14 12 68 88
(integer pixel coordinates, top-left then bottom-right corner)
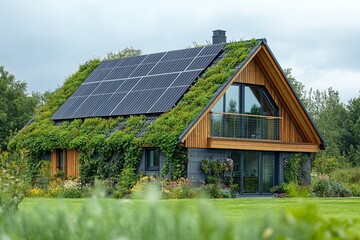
220 188 232 198
202 183 222 198
348 184 360 197
0 151 29 215
130 176 158 198
114 167 139 198
131 176 201 199
271 182 310 198
26 188 45 197
161 178 198 199
312 178 352 197
34 160 51 189
313 155 339 175
328 167 360 196
62 179 82 198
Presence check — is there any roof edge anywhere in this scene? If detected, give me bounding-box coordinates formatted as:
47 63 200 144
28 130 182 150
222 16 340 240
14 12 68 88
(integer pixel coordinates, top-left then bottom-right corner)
178 39 264 143
261 41 326 150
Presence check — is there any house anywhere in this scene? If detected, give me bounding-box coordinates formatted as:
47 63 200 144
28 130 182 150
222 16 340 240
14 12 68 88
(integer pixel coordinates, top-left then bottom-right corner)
11 30 324 195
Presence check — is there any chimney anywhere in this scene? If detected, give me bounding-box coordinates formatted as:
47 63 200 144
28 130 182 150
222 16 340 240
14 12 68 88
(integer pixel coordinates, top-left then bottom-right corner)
212 29 226 44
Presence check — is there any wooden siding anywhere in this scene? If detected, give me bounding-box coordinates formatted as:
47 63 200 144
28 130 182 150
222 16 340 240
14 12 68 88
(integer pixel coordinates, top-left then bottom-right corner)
185 113 210 148
50 151 57 176
209 138 319 153
182 46 322 152
50 149 80 178
66 150 80 179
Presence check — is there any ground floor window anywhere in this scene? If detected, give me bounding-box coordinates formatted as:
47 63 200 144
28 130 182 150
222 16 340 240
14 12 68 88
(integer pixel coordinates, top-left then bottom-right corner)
145 148 160 171
57 149 65 172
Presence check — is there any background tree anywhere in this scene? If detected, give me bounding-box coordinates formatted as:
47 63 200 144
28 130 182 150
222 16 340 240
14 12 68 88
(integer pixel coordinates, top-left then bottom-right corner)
0 66 38 150
306 87 347 158
284 68 309 108
105 47 141 60
341 95 360 165
285 68 346 157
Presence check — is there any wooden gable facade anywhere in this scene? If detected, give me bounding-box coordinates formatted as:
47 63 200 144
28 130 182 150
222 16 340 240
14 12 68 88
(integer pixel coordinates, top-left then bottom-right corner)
180 43 324 152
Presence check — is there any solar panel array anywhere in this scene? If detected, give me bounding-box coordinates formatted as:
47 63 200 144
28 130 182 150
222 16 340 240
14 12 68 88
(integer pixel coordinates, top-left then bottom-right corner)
51 44 224 120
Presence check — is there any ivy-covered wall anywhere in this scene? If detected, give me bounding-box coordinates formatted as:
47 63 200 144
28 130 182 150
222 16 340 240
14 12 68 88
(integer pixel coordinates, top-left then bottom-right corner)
9 40 259 184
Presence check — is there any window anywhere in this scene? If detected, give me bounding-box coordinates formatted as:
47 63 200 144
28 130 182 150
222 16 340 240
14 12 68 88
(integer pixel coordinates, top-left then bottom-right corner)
225 85 239 113
145 149 160 171
211 84 278 116
57 150 65 171
244 86 261 115
210 84 279 140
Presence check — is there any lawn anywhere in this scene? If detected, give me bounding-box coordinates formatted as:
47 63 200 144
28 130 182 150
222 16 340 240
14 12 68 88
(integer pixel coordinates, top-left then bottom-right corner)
19 197 360 235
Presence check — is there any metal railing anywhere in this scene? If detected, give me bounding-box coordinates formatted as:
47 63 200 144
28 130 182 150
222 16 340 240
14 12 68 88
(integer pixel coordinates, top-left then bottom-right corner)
210 112 280 140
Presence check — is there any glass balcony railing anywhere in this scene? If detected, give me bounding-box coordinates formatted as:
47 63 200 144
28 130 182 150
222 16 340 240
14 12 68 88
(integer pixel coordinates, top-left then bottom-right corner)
210 112 280 140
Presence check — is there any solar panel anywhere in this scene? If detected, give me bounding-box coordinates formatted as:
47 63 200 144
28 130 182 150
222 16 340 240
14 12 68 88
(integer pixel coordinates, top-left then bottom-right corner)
187 55 216 70
130 63 156 77
51 43 225 120
59 96 87 119
148 86 188 113
171 70 202 87
134 89 164 114
92 92 127 116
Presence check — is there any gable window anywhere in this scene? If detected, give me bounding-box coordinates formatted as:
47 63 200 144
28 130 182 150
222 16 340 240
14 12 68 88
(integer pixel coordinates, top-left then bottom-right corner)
145 149 160 171
211 84 279 140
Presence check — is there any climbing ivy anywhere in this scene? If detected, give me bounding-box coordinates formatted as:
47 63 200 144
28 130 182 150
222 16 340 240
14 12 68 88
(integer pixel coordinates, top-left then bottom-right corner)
10 40 260 188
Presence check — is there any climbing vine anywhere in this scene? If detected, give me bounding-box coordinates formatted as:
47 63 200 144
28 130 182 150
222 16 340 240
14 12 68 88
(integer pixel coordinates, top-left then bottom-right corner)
10 40 260 190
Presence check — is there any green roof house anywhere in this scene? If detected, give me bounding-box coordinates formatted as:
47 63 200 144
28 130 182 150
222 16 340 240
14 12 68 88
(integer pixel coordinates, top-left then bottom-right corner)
11 30 324 195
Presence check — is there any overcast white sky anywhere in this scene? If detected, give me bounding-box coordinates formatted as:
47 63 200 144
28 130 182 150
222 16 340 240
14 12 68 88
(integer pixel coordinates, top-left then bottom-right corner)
1 0 359 103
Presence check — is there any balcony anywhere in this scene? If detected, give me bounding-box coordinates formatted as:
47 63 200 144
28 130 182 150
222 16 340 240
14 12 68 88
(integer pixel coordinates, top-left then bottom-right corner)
210 112 280 140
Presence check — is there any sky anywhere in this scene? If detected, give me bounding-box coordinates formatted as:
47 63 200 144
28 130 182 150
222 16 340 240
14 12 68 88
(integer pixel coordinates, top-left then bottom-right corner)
1 0 359 103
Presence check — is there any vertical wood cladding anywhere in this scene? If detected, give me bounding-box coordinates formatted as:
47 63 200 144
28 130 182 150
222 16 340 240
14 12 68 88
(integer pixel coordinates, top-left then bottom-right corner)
184 57 313 150
50 149 80 178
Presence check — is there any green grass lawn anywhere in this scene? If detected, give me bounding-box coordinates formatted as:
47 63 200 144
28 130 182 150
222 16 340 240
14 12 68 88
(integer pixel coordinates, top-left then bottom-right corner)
19 197 360 235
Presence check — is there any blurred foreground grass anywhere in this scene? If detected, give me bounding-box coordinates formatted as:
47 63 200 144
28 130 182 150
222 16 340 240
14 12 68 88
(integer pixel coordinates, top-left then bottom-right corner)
14 196 360 239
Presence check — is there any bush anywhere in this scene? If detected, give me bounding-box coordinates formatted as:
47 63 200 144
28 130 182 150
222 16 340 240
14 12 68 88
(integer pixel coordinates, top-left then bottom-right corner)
26 178 90 198
271 182 310 198
348 184 360 197
202 183 222 198
312 178 352 197
62 179 82 198
327 167 360 196
0 151 29 215
26 188 45 197
114 167 139 198
161 178 198 199
313 155 339 175
131 176 201 199
330 167 360 184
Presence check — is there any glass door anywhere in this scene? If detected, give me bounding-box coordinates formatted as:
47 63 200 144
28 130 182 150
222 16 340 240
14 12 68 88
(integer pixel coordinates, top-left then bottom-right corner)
242 151 260 194
262 153 275 193
231 151 242 193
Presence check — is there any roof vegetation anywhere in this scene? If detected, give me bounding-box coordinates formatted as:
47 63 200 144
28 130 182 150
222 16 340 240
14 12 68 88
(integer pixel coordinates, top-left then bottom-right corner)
9 39 259 187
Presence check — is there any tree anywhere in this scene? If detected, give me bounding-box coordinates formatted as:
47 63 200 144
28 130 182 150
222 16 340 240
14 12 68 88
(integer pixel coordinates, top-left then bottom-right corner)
284 68 309 108
306 88 347 158
341 95 360 165
0 66 38 150
105 47 141 60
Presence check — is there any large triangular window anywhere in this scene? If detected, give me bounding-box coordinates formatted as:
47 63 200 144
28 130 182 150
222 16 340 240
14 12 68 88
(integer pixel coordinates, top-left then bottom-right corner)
211 84 279 140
